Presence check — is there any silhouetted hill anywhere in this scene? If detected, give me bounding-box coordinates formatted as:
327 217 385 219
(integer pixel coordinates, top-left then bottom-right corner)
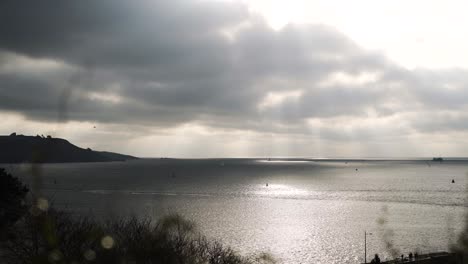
0 134 138 163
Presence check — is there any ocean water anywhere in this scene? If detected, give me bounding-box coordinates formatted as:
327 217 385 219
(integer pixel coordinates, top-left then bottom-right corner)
4 159 468 263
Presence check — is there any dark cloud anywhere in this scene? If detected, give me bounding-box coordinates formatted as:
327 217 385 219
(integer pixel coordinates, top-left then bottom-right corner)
1 0 468 142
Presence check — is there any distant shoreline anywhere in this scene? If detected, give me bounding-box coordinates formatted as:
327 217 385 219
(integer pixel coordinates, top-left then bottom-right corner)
134 157 468 162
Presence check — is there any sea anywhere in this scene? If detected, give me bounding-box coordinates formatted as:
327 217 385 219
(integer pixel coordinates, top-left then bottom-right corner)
4 158 468 263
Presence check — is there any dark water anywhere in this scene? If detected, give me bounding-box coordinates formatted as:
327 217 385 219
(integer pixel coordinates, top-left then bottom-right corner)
5 159 468 263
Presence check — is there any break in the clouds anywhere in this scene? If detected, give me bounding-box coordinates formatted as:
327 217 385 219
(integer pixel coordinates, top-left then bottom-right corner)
1 0 468 157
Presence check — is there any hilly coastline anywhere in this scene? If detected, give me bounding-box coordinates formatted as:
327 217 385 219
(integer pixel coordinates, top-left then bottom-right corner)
0 133 137 163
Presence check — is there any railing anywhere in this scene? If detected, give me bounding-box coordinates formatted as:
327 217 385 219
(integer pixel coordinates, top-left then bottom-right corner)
377 251 456 264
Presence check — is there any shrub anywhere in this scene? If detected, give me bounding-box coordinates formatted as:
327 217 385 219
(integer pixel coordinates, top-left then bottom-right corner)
0 168 29 232
1 208 273 264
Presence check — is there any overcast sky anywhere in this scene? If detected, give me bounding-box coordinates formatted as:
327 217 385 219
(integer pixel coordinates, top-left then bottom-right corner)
1 0 468 158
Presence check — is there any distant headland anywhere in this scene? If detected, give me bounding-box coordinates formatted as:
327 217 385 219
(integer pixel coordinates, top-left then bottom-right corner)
0 133 138 163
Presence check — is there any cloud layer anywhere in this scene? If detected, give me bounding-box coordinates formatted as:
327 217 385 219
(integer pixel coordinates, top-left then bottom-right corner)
1 0 467 156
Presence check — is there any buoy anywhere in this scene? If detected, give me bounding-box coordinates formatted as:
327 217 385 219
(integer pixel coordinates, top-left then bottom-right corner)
452 179 455 183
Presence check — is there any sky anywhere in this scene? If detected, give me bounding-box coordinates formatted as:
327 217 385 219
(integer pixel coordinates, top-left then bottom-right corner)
1 0 468 158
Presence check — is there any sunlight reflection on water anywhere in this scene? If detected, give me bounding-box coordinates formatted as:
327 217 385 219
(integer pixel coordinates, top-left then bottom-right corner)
253 183 309 197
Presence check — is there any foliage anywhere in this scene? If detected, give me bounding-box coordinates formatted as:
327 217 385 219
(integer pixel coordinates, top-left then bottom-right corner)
0 168 29 231
1 207 274 264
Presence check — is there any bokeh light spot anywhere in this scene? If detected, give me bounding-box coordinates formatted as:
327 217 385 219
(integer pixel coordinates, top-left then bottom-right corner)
37 198 49 211
84 249 96 261
101 235 115 249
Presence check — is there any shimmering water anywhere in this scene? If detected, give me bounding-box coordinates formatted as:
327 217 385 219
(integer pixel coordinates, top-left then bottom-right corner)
5 159 468 263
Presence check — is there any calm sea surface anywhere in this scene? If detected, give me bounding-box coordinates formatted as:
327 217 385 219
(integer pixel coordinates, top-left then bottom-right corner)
5 159 468 263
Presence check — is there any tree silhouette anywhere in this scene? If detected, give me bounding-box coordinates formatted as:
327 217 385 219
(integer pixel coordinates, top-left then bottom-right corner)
0 168 29 231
